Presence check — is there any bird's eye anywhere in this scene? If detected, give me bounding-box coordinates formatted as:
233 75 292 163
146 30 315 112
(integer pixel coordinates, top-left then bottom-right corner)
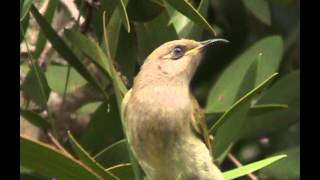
171 45 186 60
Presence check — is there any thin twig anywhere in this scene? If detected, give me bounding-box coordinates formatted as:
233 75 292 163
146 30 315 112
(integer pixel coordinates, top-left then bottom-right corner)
228 153 258 180
47 131 73 158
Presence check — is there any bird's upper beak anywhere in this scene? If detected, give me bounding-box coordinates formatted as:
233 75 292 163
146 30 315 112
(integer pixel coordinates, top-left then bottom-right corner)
200 38 229 47
185 38 229 56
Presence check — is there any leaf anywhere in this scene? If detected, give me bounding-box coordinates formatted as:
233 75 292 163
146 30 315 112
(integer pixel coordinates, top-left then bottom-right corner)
30 5 105 95
241 70 300 138
90 0 118 41
163 0 216 35
223 155 287 180
210 58 259 157
135 10 178 62
21 66 51 108
103 10 122 61
118 0 131 32
45 65 86 93
20 109 51 130
80 97 123 154
67 131 118 180
65 25 127 98
107 163 134 180
20 0 33 21
33 0 58 59
103 15 129 98
20 135 102 180
206 36 283 113
94 139 130 168
211 72 278 157
169 0 210 39
64 29 112 78
259 147 300 179
126 0 164 22
114 25 138 84
242 0 271 25
20 13 30 44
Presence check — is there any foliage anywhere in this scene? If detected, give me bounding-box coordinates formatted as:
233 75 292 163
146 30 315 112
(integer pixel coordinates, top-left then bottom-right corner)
20 0 300 179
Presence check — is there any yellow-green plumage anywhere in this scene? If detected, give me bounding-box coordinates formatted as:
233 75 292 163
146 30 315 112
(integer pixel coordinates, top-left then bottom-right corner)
121 39 227 180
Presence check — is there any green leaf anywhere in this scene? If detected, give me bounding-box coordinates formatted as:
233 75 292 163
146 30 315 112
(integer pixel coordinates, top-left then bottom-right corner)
107 164 134 180
223 154 287 180
163 0 216 35
64 29 112 78
115 25 138 84
20 13 30 44
211 72 278 157
210 58 259 157
241 70 300 138
118 0 131 32
20 109 51 130
33 0 58 59
21 66 51 108
103 9 122 60
94 139 130 168
242 0 271 25
20 0 33 21
45 65 86 93
103 15 129 98
126 0 164 22
80 97 123 154
67 131 118 180
206 36 283 113
259 147 300 179
30 5 105 95
135 10 178 62
169 0 209 39
20 135 102 180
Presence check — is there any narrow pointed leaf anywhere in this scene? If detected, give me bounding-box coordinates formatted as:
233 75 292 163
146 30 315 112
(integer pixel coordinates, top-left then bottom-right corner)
223 155 287 180
21 66 51 109
33 0 58 59
20 0 33 21
163 0 216 35
206 36 283 113
94 139 130 168
30 5 104 94
118 0 131 32
67 131 118 180
20 135 102 180
20 109 51 130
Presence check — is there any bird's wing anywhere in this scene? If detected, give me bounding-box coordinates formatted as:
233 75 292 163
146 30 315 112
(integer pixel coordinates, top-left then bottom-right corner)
121 88 133 128
190 95 212 153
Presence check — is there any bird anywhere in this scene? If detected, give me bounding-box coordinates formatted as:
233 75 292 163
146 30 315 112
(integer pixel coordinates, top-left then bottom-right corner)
121 38 229 180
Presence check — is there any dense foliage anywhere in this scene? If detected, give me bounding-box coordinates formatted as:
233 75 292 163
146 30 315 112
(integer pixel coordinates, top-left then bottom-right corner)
20 0 300 179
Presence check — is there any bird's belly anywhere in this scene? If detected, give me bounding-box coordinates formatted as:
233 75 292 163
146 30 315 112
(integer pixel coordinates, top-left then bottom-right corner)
124 100 223 180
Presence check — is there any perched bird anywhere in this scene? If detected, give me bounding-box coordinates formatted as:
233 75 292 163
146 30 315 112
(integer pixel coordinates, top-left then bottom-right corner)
121 38 228 180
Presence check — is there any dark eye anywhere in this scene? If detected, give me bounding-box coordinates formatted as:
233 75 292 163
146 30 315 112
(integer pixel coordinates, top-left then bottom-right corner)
171 45 186 60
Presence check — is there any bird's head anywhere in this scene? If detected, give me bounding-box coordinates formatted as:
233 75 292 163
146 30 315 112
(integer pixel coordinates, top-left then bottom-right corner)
134 38 229 88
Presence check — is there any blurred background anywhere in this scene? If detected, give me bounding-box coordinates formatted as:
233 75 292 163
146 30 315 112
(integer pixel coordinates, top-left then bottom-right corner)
20 0 300 179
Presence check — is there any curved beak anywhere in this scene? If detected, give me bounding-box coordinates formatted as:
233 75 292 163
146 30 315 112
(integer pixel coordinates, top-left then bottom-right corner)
200 38 229 48
185 38 229 56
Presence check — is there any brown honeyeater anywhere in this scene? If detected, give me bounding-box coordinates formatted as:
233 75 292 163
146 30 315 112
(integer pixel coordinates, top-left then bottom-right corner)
121 39 229 180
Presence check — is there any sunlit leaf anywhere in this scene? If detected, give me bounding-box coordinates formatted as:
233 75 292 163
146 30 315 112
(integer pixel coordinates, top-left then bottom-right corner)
223 155 287 179
20 135 102 179
206 36 283 113
163 0 216 35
